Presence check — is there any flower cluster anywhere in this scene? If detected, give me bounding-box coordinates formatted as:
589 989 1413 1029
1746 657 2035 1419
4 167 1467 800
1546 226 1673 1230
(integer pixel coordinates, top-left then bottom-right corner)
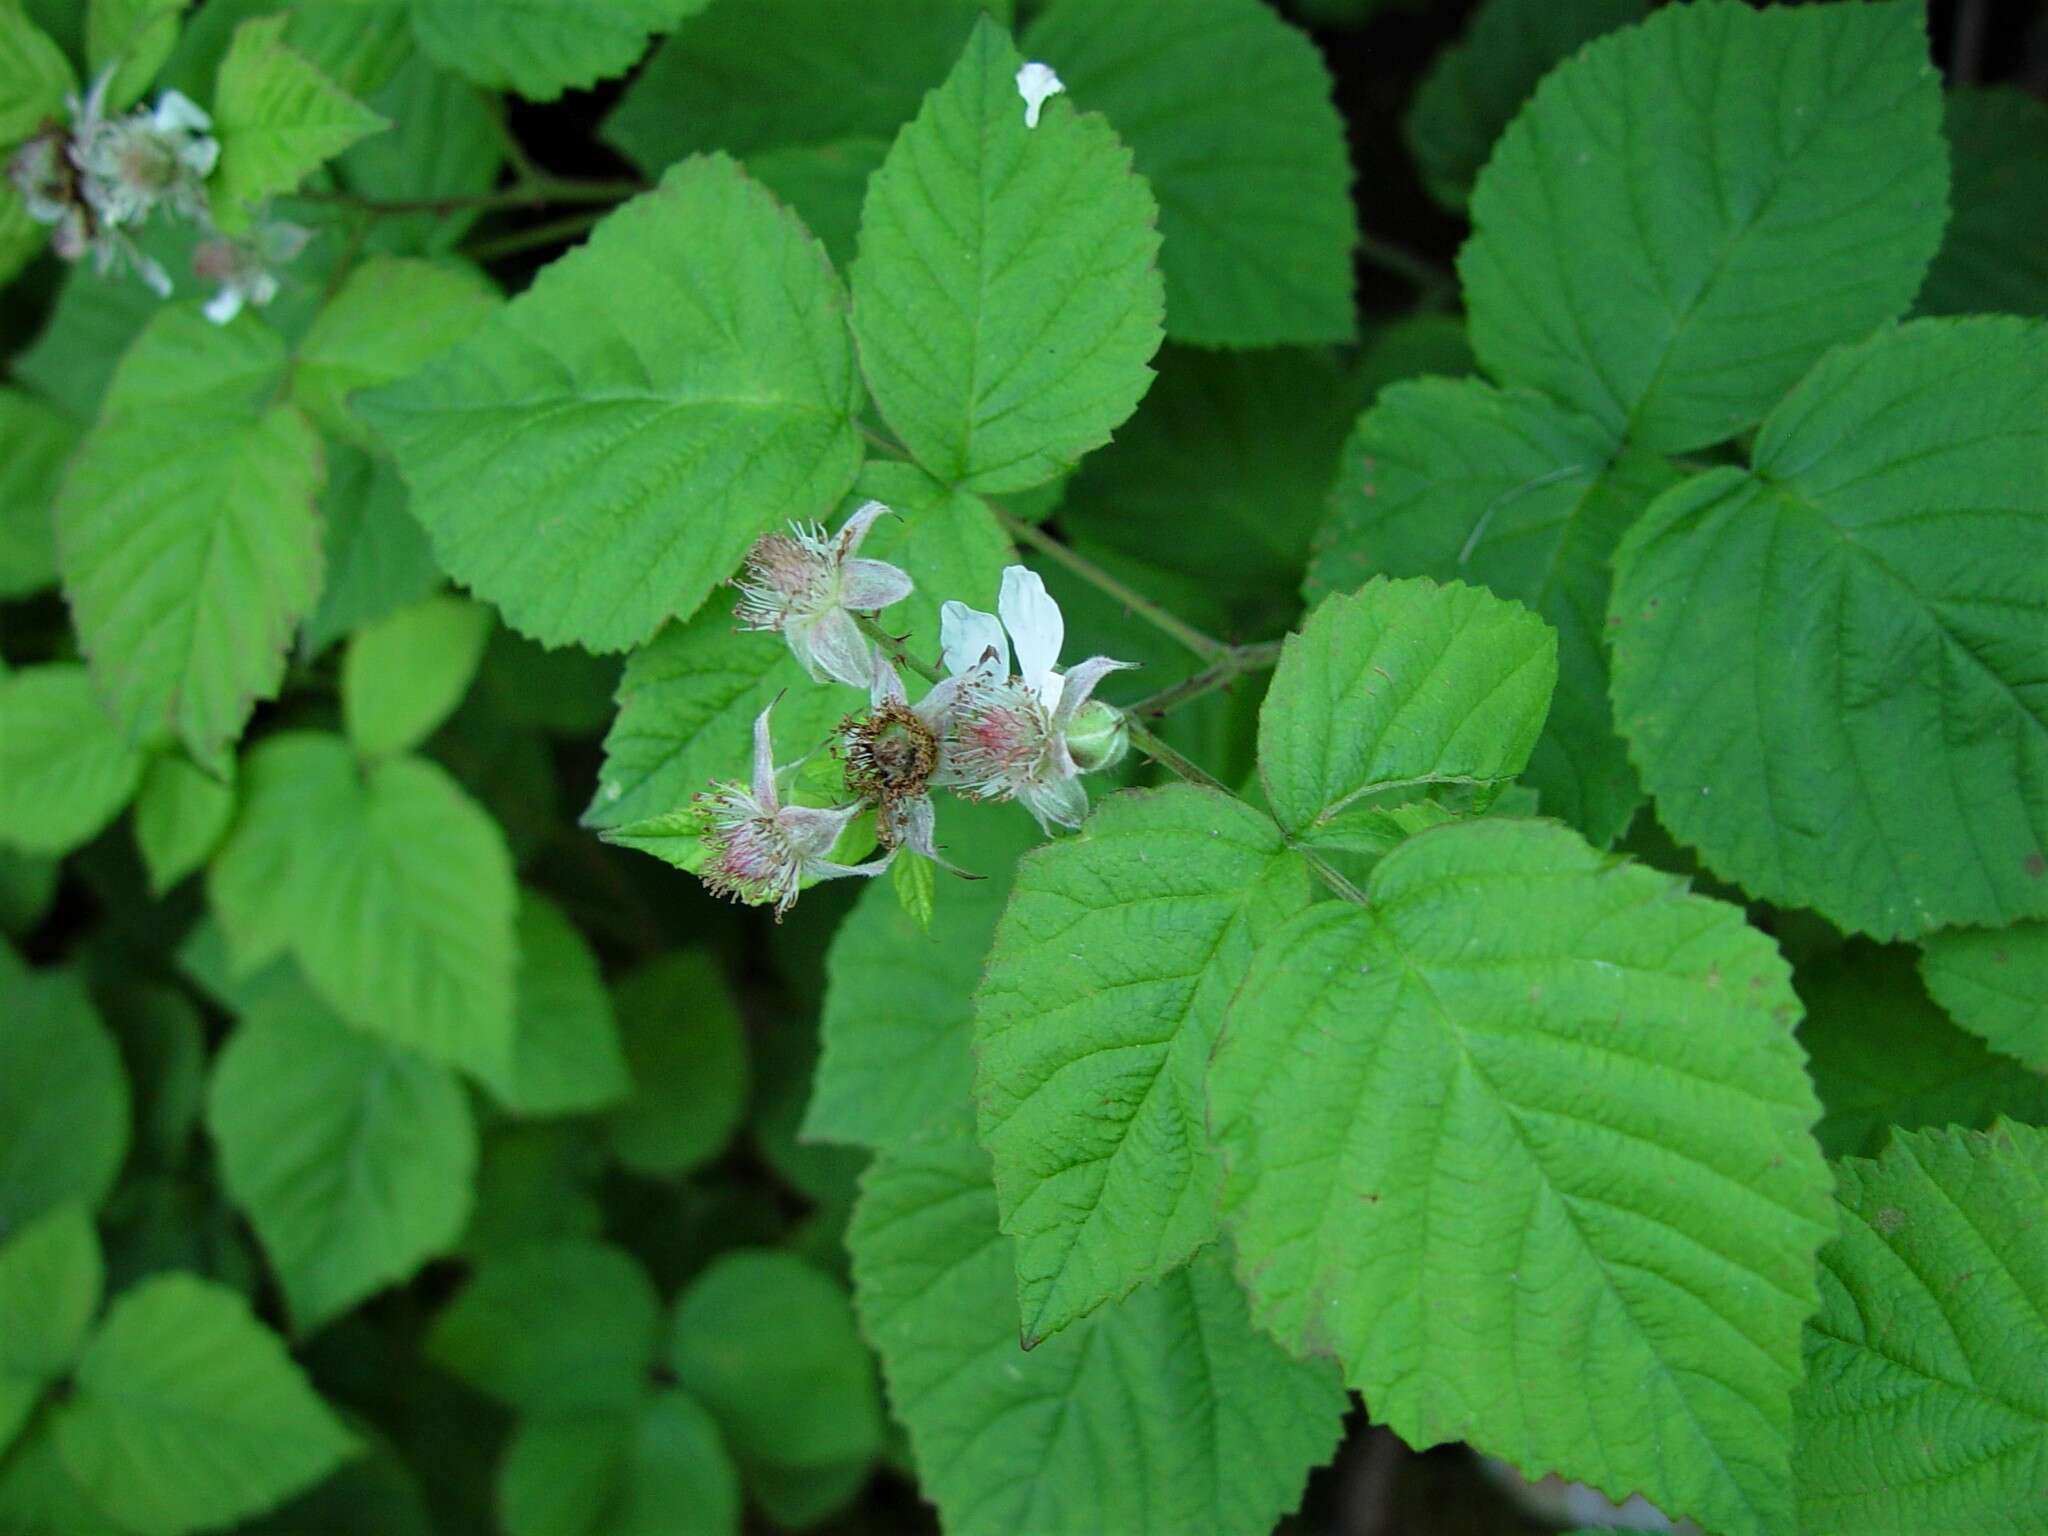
6 69 306 321
686 504 1134 917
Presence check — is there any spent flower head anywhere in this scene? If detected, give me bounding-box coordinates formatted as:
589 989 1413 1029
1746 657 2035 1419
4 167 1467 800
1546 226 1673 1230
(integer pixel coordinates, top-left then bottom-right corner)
841 661 980 877
733 500 913 688
693 698 892 918
938 565 1134 832
195 219 314 324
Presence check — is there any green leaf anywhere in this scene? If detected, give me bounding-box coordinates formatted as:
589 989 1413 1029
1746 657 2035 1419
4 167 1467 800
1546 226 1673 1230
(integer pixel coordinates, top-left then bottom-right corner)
460 1123 605 1262
849 1134 1346 1536
1023 0 1355 346
1799 941 2048 1162
1309 379 1680 845
338 48 503 257
0 849 57 938
1608 317 2048 939
362 154 863 652
606 950 746 1179
292 257 498 449
0 664 146 858
1920 88 2048 319
55 1273 356 1536
133 752 234 895
744 136 888 273
585 469 1010 831
341 595 492 758
1459 0 1948 453
1258 574 1556 839
499 1391 740 1536
16 259 168 421
207 990 476 1333
56 308 326 774
1404 0 1646 211
1920 921 2048 1075
410 0 705 101
1210 817 1833 1536
1058 345 1363 630
808 799 1038 1152
0 1206 100 1459
0 179 45 296
974 787 1308 1342
482 891 629 1117
103 983 207 1171
668 1250 882 1477
0 0 74 143
849 16 1162 492
301 446 443 658
0 389 78 602
603 0 984 168
84 0 184 111
0 969 129 1239
207 731 518 1079
1792 1121 2048 1535
211 16 389 229
428 1240 661 1414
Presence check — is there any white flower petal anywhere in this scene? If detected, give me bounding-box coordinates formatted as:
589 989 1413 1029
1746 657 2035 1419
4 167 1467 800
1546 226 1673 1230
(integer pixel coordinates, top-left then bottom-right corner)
941 601 1008 680
152 91 213 135
782 800 864 860
833 499 893 558
868 659 909 708
795 608 879 689
1016 61 1064 129
750 701 780 810
204 285 244 325
999 565 1063 702
1052 655 1137 728
1018 772 1089 832
839 557 913 612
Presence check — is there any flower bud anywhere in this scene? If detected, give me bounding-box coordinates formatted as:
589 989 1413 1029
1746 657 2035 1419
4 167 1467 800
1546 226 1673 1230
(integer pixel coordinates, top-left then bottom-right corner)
1062 698 1127 773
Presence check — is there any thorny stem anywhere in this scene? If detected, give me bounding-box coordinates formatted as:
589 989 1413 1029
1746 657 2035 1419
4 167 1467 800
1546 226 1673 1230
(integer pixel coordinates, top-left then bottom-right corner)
1125 640 1284 719
989 506 1227 663
297 174 644 218
1358 232 1457 308
462 210 607 262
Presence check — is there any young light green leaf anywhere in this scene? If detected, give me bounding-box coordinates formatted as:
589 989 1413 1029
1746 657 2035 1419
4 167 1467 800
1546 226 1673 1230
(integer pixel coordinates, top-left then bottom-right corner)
211 16 389 229
668 1250 882 1478
607 949 746 1179
1920 921 2048 1074
603 0 984 168
0 389 77 602
849 1134 1346 1536
341 594 493 757
0 1205 101 1459
975 787 1309 1342
1404 0 1646 211
0 0 74 143
207 731 518 1079
85 0 185 111
1920 88 2048 319
56 308 326 775
0 970 129 1239
54 1273 356 1536
808 799 1037 1152
1210 817 1833 1536
1609 318 2048 939
207 991 476 1333
410 0 706 102
1460 0 1948 452
1309 379 1680 845
1023 0 1356 346
1258 574 1556 839
1792 1121 2048 1535
428 1240 660 1415
0 664 146 857
482 891 629 1117
292 257 498 447
133 752 234 894
1799 941 2048 1161
302 446 442 658
362 154 863 652
850 15 1163 491
499 1391 740 1536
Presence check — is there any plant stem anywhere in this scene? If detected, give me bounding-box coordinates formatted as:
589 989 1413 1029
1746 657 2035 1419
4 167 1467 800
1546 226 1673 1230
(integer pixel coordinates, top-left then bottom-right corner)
989 507 1227 662
1358 232 1457 306
1125 640 1284 719
463 210 608 262
297 174 643 219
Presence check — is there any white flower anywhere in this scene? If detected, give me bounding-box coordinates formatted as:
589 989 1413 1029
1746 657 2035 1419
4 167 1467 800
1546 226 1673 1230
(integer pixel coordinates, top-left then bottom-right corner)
194 220 312 324
842 662 979 876
693 699 892 918
938 566 1134 832
72 77 216 230
733 500 913 688
1016 61 1064 129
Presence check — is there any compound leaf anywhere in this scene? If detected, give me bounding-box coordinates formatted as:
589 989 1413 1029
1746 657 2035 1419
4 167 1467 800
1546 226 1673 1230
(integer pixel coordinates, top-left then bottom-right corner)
133 752 235 894
1460 0 1948 452
850 16 1162 492
1210 817 1833 1536
362 155 862 652
211 15 388 229
482 891 629 1117
341 594 493 758
1609 317 2048 939
975 786 1309 1342
410 0 706 101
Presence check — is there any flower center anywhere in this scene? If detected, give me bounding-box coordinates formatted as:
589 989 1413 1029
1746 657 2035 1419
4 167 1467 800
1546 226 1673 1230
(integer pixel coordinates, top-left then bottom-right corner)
840 703 939 842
